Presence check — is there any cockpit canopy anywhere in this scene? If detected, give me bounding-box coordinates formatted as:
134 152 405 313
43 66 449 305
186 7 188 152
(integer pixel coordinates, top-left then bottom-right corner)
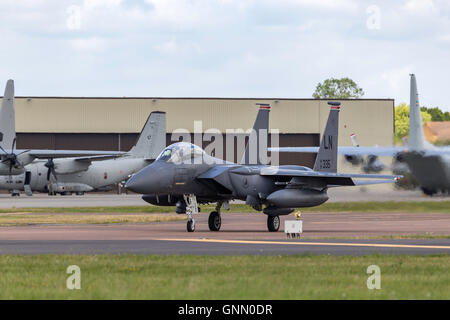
156 142 206 164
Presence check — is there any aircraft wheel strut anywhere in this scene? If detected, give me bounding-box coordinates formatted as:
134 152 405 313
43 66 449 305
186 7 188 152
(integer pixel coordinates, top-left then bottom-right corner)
267 215 280 232
208 211 221 231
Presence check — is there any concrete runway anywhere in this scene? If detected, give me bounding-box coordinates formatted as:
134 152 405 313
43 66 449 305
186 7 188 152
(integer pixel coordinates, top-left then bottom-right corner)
0 212 449 255
0 188 447 208
1 239 449 255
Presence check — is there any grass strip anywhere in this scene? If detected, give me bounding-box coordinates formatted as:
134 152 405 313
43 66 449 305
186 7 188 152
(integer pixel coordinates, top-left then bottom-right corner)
1 201 449 214
0 254 448 299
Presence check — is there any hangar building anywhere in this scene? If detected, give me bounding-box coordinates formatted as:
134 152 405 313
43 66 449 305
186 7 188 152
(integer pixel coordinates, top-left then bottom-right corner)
13 97 394 168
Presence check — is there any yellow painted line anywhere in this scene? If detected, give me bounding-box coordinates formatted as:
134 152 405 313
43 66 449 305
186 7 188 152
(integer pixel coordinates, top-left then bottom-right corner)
157 238 450 250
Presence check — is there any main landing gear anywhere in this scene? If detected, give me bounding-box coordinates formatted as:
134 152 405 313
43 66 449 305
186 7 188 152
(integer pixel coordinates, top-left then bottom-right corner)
208 211 221 231
208 201 230 232
267 215 280 232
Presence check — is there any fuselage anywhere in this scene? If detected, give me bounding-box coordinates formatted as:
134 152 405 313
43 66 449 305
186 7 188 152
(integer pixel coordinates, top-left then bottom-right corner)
399 152 450 193
0 157 148 193
126 143 329 210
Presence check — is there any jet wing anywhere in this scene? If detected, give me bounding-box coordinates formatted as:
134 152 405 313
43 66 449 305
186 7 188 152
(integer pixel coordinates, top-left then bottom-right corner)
18 149 126 159
196 165 239 194
74 154 126 162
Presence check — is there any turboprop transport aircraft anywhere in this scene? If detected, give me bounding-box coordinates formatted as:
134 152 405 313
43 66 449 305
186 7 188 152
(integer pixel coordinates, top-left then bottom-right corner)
0 80 124 178
269 74 450 195
125 102 401 232
0 111 166 196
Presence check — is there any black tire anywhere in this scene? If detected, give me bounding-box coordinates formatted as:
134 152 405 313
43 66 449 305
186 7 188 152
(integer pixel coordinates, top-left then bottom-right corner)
208 211 221 231
422 187 436 196
187 219 195 232
267 215 280 232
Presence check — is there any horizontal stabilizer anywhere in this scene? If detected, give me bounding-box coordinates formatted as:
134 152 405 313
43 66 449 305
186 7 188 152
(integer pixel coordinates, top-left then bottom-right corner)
352 179 401 186
269 146 450 157
260 166 401 179
260 166 401 187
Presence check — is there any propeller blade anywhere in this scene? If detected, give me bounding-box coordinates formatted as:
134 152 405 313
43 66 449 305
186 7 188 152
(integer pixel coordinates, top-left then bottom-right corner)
0 145 7 155
15 158 24 168
45 158 57 181
11 138 16 153
51 167 58 181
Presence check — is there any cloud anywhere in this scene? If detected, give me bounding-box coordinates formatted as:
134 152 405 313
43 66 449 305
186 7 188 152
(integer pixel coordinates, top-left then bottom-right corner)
403 0 437 16
382 65 414 93
69 37 108 51
0 0 449 111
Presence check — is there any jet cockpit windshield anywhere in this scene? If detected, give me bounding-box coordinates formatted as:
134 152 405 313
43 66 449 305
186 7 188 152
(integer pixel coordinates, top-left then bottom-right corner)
156 142 205 164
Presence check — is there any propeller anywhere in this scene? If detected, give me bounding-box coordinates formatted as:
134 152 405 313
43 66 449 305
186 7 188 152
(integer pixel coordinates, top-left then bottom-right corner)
44 158 58 181
0 138 24 179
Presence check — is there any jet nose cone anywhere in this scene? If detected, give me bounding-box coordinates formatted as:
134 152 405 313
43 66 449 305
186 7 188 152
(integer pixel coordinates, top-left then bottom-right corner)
125 172 147 194
125 163 173 194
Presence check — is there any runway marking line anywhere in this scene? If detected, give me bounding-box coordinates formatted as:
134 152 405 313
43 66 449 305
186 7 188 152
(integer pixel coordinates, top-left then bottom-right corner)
157 238 450 250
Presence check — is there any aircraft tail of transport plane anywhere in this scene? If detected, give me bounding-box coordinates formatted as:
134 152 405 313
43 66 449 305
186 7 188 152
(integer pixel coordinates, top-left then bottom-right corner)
129 111 166 160
0 79 15 150
408 73 427 151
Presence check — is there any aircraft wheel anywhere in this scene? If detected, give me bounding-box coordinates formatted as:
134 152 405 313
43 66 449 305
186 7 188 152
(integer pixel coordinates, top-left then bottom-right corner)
422 187 436 196
208 211 221 231
267 215 280 232
187 219 196 232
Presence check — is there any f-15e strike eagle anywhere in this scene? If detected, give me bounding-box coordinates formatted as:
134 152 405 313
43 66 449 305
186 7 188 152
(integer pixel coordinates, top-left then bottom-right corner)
126 102 401 232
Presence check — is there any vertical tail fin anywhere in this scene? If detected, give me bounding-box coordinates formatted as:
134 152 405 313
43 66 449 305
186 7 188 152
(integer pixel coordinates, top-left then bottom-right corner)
408 74 426 150
313 102 340 172
0 79 16 149
129 111 166 159
240 103 270 165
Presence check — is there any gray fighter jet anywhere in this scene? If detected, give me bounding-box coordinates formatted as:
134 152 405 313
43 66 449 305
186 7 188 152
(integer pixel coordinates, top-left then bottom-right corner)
0 80 124 177
125 103 400 232
0 111 166 196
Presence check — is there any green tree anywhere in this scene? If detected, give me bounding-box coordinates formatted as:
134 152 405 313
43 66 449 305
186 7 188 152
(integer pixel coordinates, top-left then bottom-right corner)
312 77 364 99
395 103 432 143
420 106 450 121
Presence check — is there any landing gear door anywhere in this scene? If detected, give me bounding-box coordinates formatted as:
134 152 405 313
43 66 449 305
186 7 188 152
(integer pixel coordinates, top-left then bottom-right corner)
24 171 33 196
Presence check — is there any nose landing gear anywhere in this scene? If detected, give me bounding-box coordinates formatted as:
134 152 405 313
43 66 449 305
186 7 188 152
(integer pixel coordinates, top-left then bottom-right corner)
183 194 198 232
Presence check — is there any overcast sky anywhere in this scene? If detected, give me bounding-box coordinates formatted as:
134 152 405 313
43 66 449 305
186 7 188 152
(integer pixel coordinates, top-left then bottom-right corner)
0 0 449 111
